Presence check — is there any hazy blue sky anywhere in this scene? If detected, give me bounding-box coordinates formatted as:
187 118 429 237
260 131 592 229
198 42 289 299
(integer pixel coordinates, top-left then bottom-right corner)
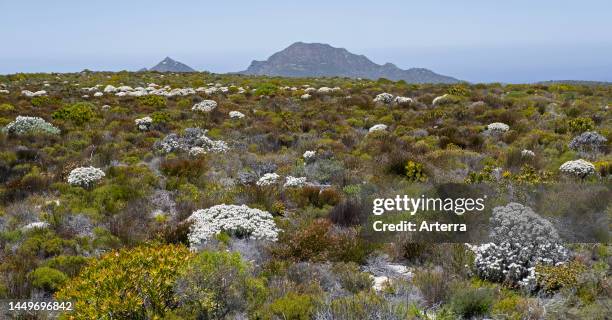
1 0 611 83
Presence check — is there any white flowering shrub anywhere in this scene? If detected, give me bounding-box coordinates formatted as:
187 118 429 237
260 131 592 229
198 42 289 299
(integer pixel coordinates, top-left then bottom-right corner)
283 176 307 188
21 90 47 97
368 124 388 133
317 87 332 94
67 166 105 188
256 173 280 186
521 149 535 158
192 100 217 112
432 94 449 105
303 150 316 160
158 133 183 153
559 159 596 178
156 128 229 154
487 122 510 133
229 111 245 119
103 85 117 93
134 116 153 131
22 221 50 231
188 147 207 157
394 96 413 105
373 93 394 104
3 116 60 135
569 131 607 153
187 204 279 248
472 203 569 289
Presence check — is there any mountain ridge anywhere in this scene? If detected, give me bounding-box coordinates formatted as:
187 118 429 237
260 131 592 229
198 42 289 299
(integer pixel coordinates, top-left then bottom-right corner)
241 42 460 84
143 57 195 73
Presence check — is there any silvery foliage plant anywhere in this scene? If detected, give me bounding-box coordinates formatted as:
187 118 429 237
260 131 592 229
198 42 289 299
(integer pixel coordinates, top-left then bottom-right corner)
283 176 307 188
568 131 607 154
368 124 388 133
134 116 153 131
3 116 60 135
156 127 228 154
67 166 106 188
487 122 510 133
187 204 279 249
192 100 217 112
373 92 394 104
256 173 280 186
472 203 569 290
559 159 596 179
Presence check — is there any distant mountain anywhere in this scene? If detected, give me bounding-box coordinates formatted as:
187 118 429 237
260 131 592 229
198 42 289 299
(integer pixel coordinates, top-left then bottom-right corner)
147 57 195 72
241 42 459 84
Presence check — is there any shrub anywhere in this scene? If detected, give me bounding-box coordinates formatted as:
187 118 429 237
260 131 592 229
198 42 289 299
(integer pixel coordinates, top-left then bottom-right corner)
52 102 95 125
0 103 15 112
56 244 193 319
269 292 316 320
536 260 586 293
314 292 409 319
447 85 470 96
329 200 364 226
187 204 279 248
567 117 594 133
559 159 596 179
449 286 495 319
31 96 61 108
413 268 450 306
138 95 167 108
43 255 88 277
254 83 278 96
134 116 152 131
569 131 607 154
332 262 373 293
30 267 68 292
192 100 217 112
472 203 569 289
275 218 369 263
66 166 105 188
3 116 60 135
405 160 427 182
174 251 266 319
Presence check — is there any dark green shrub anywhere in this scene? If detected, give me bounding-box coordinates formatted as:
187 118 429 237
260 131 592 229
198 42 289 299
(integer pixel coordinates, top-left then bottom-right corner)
29 266 68 292
52 102 95 125
138 95 167 108
449 286 495 319
269 292 316 320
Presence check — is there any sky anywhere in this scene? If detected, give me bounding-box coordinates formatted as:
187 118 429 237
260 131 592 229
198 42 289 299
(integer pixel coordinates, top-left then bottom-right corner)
1 0 611 83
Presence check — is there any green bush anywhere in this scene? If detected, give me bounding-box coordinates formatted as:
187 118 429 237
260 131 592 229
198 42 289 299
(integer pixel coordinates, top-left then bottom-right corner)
255 83 278 96
449 286 495 319
30 267 68 292
31 96 61 108
151 111 171 124
536 261 586 293
138 95 167 108
405 160 427 182
52 102 95 125
269 292 316 320
567 117 594 133
173 251 267 319
413 268 450 306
